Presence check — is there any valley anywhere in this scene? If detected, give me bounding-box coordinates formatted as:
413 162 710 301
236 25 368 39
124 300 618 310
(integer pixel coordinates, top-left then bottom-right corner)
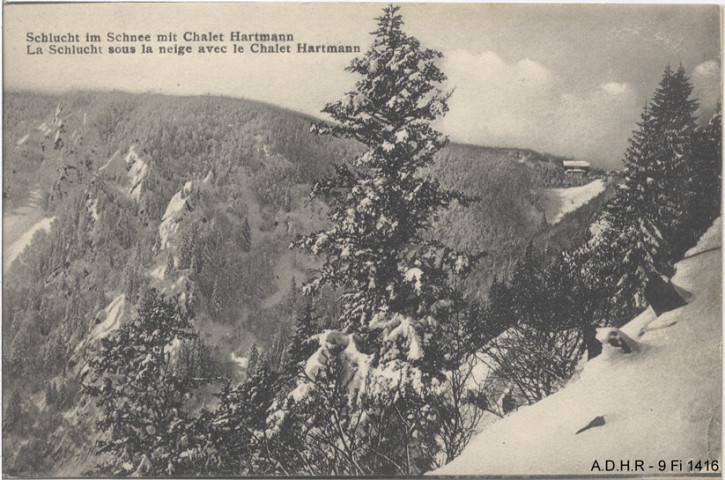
1 90 611 476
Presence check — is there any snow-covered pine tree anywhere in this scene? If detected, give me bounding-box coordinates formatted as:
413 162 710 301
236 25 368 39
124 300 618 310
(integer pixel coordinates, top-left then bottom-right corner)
198 361 277 475
274 4 479 474
689 108 722 239
582 65 700 324
3 390 25 433
82 289 200 476
643 65 699 257
300 2 476 376
279 302 319 385
210 279 223 318
239 217 251 253
588 191 661 323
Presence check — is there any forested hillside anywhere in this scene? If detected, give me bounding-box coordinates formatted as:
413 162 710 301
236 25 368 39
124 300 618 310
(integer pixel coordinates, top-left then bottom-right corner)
3 2 720 474
3 79 607 474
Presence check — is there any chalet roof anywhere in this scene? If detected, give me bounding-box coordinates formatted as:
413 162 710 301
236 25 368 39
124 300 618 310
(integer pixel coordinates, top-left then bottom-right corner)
562 160 591 169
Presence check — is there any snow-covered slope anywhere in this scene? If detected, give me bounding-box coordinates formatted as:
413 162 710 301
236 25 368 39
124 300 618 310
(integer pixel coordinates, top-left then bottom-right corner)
436 217 722 475
16 133 30 146
72 295 131 361
87 294 131 343
3 187 48 271
4 216 55 273
543 179 606 225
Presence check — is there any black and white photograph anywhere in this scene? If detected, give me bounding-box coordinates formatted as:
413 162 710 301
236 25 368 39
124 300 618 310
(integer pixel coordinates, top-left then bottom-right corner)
2 2 722 476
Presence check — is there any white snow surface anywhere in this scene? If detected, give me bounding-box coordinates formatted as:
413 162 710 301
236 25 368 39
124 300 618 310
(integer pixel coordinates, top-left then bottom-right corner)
4 217 55 273
231 353 248 370
300 325 428 407
87 295 130 343
543 179 606 225
16 133 30 146
436 217 722 475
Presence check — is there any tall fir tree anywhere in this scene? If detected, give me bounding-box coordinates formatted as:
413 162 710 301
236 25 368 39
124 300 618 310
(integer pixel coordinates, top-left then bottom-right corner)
210 279 223 319
277 5 479 474
689 108 722 238
279 302 320 386
639 65 699 256
584 65 701 323
297 3 475 375
198 361 277 475
508 243 548 330
481 276 515 341
239 216 252 253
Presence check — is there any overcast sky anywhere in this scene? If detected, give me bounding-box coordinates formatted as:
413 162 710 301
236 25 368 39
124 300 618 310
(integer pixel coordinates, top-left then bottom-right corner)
4 3 721 169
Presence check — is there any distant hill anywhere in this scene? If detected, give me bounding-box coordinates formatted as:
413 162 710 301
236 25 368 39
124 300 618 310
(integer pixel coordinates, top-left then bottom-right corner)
1 90 611 475
430 143 615 298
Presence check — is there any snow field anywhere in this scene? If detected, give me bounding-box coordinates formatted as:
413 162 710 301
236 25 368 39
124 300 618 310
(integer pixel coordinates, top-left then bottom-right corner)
87 294 131 343
436 217 721 475
543 179 606 225
4 217 55 273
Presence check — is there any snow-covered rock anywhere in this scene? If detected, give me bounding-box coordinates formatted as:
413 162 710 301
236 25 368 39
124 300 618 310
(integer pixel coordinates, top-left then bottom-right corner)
98 146 149 201
158 181 196 251
87 294 131 343
596 327 639 355
126 148 148 201
435 217 722 475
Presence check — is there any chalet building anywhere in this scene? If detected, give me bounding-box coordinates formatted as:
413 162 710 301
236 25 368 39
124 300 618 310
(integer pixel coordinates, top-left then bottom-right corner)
562 160 591 179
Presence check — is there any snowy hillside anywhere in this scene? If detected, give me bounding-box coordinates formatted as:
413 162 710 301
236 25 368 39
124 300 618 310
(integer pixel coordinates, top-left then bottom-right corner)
3 187 52 273
543 179 606 225
436 217 722 475
4 217 54 273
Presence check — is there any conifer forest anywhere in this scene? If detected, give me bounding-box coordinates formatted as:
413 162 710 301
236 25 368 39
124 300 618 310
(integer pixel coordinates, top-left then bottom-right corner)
2 4 721 477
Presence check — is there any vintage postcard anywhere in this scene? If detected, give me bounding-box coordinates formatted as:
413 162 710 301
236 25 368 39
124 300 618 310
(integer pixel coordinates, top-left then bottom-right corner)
2 2 721 477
